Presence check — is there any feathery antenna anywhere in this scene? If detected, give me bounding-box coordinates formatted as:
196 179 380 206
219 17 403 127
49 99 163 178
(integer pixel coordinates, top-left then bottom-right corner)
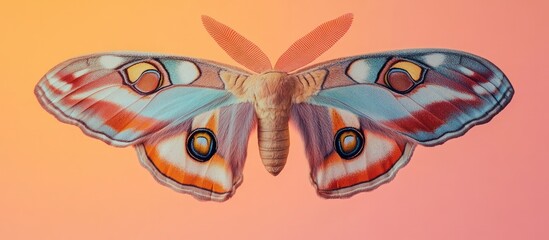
202 16 272 73
275 13 353 72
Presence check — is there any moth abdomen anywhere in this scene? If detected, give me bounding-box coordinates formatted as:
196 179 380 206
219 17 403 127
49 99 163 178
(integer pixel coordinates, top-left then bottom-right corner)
257 115 290 176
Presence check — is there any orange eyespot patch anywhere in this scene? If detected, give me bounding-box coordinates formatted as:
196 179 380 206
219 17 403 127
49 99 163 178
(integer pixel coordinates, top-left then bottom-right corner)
124 62 167 94
334 127 364 160
186 128 217 162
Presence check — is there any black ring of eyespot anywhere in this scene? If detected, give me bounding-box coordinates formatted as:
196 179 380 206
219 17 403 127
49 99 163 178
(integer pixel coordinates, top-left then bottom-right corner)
333 127 365 160
186 128 217 162
121 60 167 95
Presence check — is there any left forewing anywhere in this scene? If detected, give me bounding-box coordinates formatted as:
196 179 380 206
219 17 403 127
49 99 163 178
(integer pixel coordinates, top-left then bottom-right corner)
35 53 250 146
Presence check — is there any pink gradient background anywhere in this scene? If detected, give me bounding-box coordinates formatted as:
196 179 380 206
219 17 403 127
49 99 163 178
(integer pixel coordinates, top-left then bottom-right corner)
1 0 547 239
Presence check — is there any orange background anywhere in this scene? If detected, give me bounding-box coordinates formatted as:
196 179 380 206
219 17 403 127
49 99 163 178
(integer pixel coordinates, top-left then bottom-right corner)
1 0 547 239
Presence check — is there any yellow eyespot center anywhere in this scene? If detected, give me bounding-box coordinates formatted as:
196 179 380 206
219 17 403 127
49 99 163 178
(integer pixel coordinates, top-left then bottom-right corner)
390 61 423 81
126 62 158 82
340 133 358 153
192 133 212 156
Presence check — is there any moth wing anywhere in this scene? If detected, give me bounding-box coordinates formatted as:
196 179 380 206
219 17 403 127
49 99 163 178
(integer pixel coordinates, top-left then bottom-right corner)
35 53 251 147
290 49 513 197
137 103 256 201
292 104 414 198
296 49 514 145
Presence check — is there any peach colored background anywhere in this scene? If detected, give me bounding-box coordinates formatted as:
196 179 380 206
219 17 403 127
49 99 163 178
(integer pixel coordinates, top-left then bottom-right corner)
1 0 547 239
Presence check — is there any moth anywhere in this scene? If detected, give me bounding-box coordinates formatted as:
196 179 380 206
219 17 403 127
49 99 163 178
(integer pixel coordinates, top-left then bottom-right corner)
35 13 514 201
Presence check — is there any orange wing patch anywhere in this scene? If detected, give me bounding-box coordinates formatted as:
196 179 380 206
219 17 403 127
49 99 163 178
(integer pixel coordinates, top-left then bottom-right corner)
317 132 407 191
136 109 239 200
143 137 231 194
312 108 415 198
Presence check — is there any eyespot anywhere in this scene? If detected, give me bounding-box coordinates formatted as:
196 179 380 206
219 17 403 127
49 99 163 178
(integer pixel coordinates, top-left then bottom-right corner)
186 128 217 162
134 70 161 93
124 61 165 94
334 127 364 160
378 59 426 94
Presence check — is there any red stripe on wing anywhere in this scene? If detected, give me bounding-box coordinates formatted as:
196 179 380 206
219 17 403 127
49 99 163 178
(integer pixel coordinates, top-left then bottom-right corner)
322 138 406 191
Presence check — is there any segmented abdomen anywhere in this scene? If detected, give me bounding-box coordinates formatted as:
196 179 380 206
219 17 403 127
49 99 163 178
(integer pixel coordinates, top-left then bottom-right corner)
257 110 290 176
